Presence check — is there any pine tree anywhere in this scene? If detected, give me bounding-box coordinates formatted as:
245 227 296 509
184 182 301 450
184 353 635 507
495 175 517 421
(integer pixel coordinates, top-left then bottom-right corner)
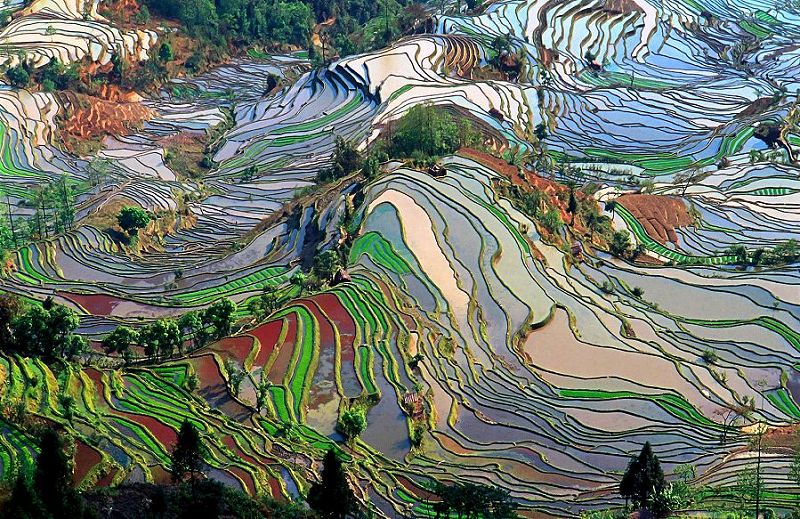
308 449 357 519
170 420 205 485
619 441 666 511
34 429 82 518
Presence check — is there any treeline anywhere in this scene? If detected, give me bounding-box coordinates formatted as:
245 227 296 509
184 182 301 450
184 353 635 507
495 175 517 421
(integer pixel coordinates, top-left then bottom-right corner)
143 0 426 58
102 298 235 363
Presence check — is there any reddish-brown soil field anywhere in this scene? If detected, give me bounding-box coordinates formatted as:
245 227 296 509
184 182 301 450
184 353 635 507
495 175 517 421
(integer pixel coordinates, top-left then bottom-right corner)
318 293 355 363
62 89 156 140
459 147 588 230
59 291 124 316
251 320 284 366
267 314 298 385
113 411 176 449
211 336 254 364
617 194 692 245
73 441 102 485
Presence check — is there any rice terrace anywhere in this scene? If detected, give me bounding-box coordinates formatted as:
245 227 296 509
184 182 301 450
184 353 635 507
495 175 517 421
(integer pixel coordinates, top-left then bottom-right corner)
0 0 798 517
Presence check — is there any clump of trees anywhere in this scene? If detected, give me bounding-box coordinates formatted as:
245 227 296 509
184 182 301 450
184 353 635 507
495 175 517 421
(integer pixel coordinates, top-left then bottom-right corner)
726 240 799 268
2 429 93 519
384 103 481 164
337 404 367 442
5 59 80 91
0 295 86 363
101 298 236 363
619 442 670 515
431 481 519 519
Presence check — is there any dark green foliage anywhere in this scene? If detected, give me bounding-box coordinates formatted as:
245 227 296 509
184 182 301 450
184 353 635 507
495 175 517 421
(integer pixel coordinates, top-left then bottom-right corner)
117 206 151 236
387 104 480 161
203 298 235 339
102 325 139 360
6 65 30 88
171 420 205 484
159 42 175 62
140 318 182 358
35 429 89 518
2 474 46 519
540 209 563 234
318 137 363 183
337 405 367 440
619 442 666 512
610 230 632 257
10 303 86 361
313 249 341 282
0 293 23 348
432 481 519 519
308 449 358 519
179 311 208 349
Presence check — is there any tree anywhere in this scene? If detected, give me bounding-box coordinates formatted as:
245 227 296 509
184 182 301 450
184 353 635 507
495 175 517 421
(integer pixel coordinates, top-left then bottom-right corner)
224 358 245 396
255 371 271 413
313 249 341 282
117 206 151 236
203 298 235 339
6 65 30 88
158 42 174 62
619 442 666 511
58 394 75 424
290 272 307 295
140 319 182 358
727 244 749 266
2 472 46 519
0 293 23 348
388 103 478 161
134 4 151 24
610 230 633 257
35 429 80 517
307 449 357 519
178 311 207 350
540 209 563 234
318 136 363 183
12 303 86 361
734 465 762 516
249 289 283 319
171 420 205 485
432 481 519 519
102 326 139 362
337 406 367 441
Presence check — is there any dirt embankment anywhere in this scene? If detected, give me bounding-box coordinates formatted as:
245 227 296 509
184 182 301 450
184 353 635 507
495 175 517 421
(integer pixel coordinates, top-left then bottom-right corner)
61 84 157 141
617 193 692 245
459 147 584 228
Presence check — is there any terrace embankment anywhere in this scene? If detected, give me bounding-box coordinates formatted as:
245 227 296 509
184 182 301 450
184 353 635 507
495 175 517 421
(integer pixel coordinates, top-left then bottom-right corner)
617 193 692 245
61 86 156 142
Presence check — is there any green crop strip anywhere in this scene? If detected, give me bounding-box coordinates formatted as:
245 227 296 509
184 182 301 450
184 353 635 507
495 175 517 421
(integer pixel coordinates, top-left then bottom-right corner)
616 205 736 265
559 389 718 428
349 232 413 275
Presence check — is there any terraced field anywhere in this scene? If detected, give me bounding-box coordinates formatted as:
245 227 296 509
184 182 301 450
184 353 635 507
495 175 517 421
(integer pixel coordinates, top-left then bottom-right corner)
0 0 799 516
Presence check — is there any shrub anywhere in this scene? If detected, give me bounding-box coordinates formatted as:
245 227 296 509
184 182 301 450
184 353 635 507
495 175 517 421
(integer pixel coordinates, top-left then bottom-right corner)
701 349 719 365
